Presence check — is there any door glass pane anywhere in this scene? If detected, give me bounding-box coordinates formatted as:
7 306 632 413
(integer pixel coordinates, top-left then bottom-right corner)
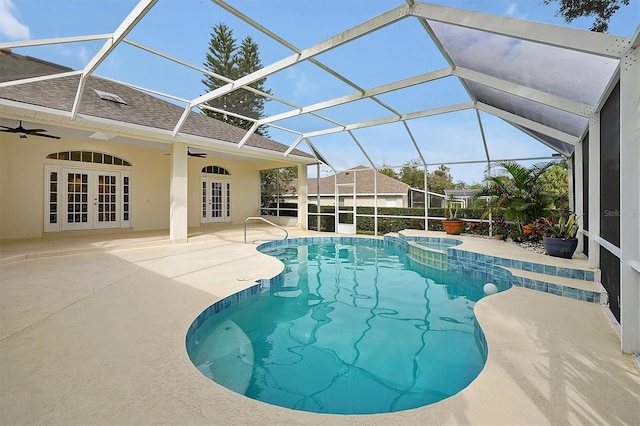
211 182 222 218
202 181 207 218
66 173 89 224
97 174 118 223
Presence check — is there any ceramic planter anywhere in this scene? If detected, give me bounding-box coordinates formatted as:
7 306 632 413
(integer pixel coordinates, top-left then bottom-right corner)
442 219 464 235
543 236 578 259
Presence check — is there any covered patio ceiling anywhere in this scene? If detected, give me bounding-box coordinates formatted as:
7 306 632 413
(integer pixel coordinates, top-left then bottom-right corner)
1 0 638 180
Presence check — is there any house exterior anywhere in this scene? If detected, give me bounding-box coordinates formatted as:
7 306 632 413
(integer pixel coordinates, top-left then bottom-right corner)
0 50 316 241
307 166 412 207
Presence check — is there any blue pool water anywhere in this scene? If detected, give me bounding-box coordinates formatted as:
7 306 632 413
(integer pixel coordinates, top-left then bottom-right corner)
186 239 505 415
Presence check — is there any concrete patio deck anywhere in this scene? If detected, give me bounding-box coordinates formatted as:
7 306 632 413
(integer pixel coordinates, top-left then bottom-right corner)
1 226 638 425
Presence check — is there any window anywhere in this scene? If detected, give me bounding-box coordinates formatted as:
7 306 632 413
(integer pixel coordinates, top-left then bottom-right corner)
47 151 131 166
201 165 230 175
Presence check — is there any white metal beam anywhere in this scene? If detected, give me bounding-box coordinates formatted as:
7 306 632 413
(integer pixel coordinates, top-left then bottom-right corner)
455 67 595 117
258 67 452 126
411 2 632 59
402 121 426 166
210 0 411 129
123 38 289 107
476 102 578 145
588 113 601 269
410 9 479 105
0 34 112 50
98 75 189 105
237 122 260 149
0 70 82 88
306 139 333 168
573 141 584 254
475 109 491 163
173 5 410 136
283 135 304 157
619 45 640 354
199 104 257 123
71 0 158 119
302 102 473 138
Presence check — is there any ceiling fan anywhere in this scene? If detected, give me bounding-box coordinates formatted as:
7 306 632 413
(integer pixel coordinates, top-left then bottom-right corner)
188 148 207 158
0 121 60 139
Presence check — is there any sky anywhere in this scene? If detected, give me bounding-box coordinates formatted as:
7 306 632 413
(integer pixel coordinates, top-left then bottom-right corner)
1 0 638 184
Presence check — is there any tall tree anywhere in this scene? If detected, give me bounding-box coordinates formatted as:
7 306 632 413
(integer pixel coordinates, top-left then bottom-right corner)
202 23 270 136
542 0 630 32
394 160 458 193
378 163 399 180
539 160 569 210
428 165 456 194
399 159 426 189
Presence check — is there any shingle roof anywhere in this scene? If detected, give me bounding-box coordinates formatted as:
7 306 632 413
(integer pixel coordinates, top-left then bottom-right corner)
0 49 72 82
308 166 410 195
0 51 314 159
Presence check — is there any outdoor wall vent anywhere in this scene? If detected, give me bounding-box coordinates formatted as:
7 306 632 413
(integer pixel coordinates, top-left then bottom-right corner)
93 89 127 105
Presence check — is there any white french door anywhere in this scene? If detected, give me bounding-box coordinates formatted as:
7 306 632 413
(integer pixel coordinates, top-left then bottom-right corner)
201 178 232 223
44 166 131 232
94 172 121 229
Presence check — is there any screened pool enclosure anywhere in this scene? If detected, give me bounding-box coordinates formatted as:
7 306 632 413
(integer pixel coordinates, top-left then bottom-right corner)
0 1 638 352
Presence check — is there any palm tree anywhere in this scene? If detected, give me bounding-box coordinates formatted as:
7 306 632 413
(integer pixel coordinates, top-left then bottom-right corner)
477 160 557 238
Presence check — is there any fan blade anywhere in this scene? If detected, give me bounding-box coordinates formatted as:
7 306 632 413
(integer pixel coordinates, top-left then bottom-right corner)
187 149 207 158
25 128 47 133
0 125 14 130
32 133 61 139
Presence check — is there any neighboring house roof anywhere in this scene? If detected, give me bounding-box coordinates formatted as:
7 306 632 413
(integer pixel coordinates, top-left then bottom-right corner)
308 166 410 196
0 50 314 160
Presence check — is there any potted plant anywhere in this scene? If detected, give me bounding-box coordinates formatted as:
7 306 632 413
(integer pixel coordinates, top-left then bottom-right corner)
442 197 464 235
476 160 556 241
540 212 580 258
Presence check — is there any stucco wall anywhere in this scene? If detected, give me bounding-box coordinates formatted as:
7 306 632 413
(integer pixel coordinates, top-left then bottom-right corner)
0 134 172 239
0 134 292 240
1 135 46 239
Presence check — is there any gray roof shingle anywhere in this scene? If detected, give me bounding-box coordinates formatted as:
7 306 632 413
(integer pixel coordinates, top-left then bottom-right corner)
0 51 314 159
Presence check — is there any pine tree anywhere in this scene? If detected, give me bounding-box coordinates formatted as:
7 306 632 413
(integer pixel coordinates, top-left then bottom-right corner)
202 23 270 136
236 36 270 136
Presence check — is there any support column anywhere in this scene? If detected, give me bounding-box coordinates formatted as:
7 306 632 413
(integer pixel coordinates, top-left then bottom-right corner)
573 145 584 253
619 46 640 354
588 113 600 269
297 164 308 230
170 142 188 243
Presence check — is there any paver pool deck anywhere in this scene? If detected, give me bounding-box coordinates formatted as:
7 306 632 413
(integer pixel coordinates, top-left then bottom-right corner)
1 225 639 425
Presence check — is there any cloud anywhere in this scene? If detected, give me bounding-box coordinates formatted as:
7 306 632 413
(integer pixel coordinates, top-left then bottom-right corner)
286 68 315 98
0 0 30 40
505 2 528 19
506 3 518 16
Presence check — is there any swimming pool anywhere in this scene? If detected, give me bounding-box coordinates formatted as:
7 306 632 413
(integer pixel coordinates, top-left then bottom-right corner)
186 238 507 414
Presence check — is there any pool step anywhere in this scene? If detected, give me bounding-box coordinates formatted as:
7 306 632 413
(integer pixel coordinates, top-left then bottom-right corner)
505 267 607 304
406 241 447 269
